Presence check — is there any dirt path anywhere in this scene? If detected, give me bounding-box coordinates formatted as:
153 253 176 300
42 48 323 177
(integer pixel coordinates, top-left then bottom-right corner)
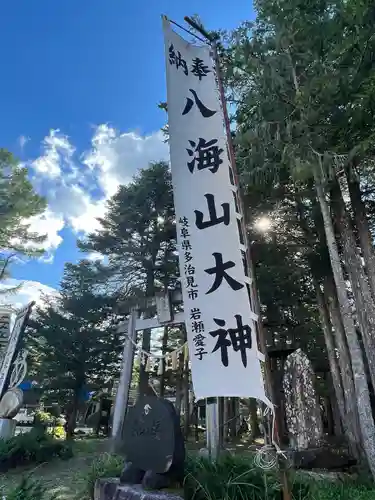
0 439 109 500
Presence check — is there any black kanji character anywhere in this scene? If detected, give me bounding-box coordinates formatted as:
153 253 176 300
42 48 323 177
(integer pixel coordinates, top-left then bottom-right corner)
192 321 205 334
187 276 197 287
182 89 217 118
190 307 201 320
195 347 208 360
187 138 223 174
179 216 189 227
185 252 193 263
182 239 192 250
209 315 252 367
182 240 192 251
195 194 230 230
191 57 210 80
169 44 188 75
185 263 195 275
193 333 206 345
188 288 198 300
180 227 190 238
205 252 244 294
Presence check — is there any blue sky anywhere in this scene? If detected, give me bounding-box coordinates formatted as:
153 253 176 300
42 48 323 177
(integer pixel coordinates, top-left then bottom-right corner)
0 1 254 300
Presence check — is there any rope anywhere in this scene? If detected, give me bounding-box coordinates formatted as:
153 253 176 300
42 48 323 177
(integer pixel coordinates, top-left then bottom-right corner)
201 403 286 471
123 332 187 361
254 405 287 470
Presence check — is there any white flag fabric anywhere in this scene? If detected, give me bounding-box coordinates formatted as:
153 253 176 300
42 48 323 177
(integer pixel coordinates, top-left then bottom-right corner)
0 312 11 344
0 302 33 398
163 18 270 405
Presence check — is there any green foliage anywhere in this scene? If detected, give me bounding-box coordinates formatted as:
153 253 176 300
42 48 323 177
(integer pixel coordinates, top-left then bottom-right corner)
47 425 66 440
79 161 178 297
0 429 73 472
27 260 122 429
34 410 53 426
3 475 57 500
185 455 282 500
0 149 47 253
74 451 375 500
77 452 123 500
309 482 375 500
0 149 48 295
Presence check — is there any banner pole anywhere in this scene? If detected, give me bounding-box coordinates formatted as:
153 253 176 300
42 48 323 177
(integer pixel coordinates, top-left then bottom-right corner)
111 308 137 451
183 16 291 500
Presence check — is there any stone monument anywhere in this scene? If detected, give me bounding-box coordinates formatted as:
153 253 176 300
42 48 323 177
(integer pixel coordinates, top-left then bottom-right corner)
283 349 323 450
95 396 185 500
121 396 185 489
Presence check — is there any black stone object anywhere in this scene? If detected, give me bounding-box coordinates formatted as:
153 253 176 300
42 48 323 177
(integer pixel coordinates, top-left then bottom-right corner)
94 480 183 500
121 396 185 490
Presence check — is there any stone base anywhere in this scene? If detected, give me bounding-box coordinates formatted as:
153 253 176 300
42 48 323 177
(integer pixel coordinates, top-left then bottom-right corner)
94 479 184 500
286 447 356 471
0 418 16 440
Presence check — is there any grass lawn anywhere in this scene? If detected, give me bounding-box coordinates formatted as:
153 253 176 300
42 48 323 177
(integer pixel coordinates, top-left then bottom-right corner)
0 438 110 500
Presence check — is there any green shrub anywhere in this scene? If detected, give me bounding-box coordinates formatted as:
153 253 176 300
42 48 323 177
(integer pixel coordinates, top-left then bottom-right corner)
185 454 284 500
73 451 375 500
47 425 66 440
34 410 53 427
0 428 73 472
78 452 123 500
3 475 57 500
309 482 374 500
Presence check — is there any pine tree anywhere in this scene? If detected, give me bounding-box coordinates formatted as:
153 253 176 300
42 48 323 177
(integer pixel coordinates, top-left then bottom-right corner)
79 161 178 394
0 149 47 293
27 260 122 438
222 0 375 473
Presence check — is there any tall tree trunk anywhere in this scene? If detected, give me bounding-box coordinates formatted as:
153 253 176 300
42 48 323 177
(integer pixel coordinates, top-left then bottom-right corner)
327 373 343 436
332 183 375 392
183 354 190 436
315 179 375 476
159 327 169 398
174 349 185 416
347 175 375 302
315 283 346 431
138 271 155 396
248 398 260 440
66 391 80 440
316 278 360 453
324 274 362 446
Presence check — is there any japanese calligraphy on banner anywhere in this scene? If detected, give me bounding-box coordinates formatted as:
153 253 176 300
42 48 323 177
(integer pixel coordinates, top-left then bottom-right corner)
163 18 270 404
0 302 34 399
0 311 11 344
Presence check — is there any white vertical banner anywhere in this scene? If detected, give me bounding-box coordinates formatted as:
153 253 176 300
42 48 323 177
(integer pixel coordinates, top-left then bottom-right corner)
0 302 33 398
0 311 11 344
0 310 11 365
163 18 270 404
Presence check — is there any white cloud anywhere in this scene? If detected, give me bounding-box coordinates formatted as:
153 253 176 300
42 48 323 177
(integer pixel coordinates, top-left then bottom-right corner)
25 210 64 251
24 125 168 261
0 279 58 311
11 209 64 263
83 124 169 198
86 252 106 263
32 129 75 179
18 135 30 151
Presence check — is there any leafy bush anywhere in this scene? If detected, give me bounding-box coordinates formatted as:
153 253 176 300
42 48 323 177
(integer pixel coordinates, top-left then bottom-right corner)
47 424 66 440
2 475 57 500
78 452 123 500
0 428 73 472
74 451 375 500
34 410 53 427
309 482 375 500
185 454 284 500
